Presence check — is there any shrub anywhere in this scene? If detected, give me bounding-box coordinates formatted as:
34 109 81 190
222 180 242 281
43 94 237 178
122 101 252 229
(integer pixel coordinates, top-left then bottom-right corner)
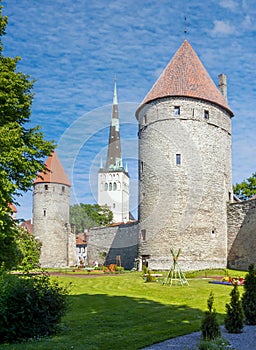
224 284 244 333
0 271 70 343
201 292 221 341
242 264 256 325
198 337 232 350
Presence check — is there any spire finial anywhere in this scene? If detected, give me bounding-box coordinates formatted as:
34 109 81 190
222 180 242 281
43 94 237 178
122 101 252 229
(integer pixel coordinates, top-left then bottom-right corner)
184 16 188 38
113 74 118 105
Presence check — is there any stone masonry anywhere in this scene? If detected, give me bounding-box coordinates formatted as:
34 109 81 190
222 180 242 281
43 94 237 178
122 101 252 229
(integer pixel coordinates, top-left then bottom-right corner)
227 199 256 270
87 222 138 269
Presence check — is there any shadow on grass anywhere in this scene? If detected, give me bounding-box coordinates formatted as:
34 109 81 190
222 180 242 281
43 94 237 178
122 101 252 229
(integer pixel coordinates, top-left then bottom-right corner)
0 293 207 350
61 293 205 350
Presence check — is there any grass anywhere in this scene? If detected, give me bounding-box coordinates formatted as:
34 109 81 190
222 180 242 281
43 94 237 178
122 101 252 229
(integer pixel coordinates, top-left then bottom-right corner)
0 270 246 350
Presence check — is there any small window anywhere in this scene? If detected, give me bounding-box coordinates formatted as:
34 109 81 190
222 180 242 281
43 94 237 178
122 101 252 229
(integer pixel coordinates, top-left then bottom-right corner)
43 209 46 217
104 183 108 191
62 186 65 192
141 229 146 241
140 161 144 173
174 106 180 115
113 182 117 191
113 203 115 209
44 185 48 190
109 182 112 191
176 154 181 165
144 114 147 124
204 110 209 119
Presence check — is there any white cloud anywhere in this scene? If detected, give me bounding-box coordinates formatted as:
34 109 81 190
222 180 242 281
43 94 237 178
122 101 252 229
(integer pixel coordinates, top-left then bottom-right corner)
219 0 237 11
211 20 236 36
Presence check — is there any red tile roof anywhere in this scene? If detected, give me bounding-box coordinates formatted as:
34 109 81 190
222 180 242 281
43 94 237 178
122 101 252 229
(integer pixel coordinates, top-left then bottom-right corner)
34 151 71 186
8 203 17 213
137 40 233 116
76 233 87 245
21 219 33 234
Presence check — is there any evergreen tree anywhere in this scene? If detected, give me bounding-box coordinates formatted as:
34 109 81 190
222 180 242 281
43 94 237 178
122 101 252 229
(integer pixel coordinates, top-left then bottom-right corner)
201 292 221 341
225 284 244 333
0 1 54 269
242 264 256 325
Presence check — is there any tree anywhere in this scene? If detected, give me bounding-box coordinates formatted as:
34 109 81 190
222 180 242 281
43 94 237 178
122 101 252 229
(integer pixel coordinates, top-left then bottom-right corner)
16 227 41 272
225 284 244 333
0 1 55 269
70 204 113 233
201 292 221 341
233 172 256 200
242 264 256 325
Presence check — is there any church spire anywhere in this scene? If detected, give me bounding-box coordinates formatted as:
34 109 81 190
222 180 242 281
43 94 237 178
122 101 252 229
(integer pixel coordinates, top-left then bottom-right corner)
104 77 123 171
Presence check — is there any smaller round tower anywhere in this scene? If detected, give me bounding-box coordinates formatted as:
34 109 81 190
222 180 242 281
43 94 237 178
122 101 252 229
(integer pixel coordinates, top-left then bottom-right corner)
33 151 76 268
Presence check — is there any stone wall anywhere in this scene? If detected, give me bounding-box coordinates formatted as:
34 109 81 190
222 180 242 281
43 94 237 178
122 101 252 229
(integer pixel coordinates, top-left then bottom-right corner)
137 96 233 271
87 222 138 269
227 199 256 270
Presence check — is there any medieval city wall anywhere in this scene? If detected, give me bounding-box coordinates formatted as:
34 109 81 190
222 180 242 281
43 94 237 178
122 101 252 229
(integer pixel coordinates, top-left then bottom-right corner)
137 96 232 270
227 199 256 270
87 222 138 269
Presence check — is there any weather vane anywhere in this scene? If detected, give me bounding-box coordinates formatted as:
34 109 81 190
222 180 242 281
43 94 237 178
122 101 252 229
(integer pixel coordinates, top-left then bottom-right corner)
184 16 188 37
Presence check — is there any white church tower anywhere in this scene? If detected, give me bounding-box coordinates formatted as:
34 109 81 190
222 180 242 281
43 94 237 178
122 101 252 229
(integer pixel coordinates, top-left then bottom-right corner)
98 78 129 223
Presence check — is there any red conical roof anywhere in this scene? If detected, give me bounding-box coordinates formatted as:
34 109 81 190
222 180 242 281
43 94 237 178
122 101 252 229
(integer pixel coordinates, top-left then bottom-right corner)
136 40 233 116
34 151 71 187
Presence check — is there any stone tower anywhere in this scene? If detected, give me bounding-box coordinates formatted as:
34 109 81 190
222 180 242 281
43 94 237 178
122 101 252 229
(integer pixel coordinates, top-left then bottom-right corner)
136 40 234 270
98 78 130 223
33 151 76 268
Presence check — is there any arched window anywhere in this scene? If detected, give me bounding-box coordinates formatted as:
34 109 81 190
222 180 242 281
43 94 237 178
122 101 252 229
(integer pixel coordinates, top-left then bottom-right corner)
109 182 112 191
113 182 117 191
104 183 108 191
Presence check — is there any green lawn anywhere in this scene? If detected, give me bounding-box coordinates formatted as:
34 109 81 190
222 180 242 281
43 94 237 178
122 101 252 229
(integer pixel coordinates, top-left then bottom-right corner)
0 271 245 350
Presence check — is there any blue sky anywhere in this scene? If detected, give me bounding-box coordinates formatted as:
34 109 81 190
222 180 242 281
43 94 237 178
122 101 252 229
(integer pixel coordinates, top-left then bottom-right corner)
2 0 256 220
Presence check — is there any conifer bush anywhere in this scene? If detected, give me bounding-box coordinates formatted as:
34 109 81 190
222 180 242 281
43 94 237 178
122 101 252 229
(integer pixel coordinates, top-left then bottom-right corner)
242 264 256 325
201 292 221 341
224 284 244 333
0 271 70 343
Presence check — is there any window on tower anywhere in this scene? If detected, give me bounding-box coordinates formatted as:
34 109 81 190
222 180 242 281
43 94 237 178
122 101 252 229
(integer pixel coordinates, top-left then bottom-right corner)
176 154 181 165
140 161 144 173
174 106 180 115
141 229 146 241
109 182 112 191
113 182 117 191
204 110 209 119
44 185 48 190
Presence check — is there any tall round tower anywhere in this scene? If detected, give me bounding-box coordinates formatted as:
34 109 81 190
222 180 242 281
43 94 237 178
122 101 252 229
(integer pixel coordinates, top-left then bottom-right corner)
33 151 76 268
136 40 234 270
